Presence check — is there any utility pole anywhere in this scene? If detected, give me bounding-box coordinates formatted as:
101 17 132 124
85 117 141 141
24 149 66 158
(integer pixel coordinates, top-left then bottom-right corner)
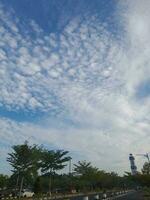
15 171 19 195
136 153 150 163
69 158 72 193
19 176 24 200
69 158 72 175
136 153 150 174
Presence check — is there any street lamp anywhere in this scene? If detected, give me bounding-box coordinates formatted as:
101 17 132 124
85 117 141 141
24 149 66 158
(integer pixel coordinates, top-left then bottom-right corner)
68 158 72 193
136 153 150 163
136 153 150 174
69 158 72 175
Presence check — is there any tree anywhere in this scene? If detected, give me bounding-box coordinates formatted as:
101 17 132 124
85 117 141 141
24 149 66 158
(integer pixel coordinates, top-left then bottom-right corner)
7 141 42 196
74 161 98 176
0 174 9 189
74 160 97 176
74 161 99 190
34 177 42 194
40 149 71 194
7 141 38 175
142 162 150 175
41 149 71 173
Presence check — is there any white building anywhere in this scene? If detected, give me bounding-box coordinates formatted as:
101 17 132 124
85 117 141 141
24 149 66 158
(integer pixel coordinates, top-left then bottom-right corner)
129 153 137 175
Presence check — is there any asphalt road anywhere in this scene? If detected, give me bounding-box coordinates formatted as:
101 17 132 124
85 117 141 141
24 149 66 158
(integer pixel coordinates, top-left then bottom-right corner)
114 191 144 200
70 191 144 200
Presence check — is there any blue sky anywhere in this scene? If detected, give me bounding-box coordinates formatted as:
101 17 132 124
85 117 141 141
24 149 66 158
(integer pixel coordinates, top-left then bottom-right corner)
0 0 150 175
2 0 118 33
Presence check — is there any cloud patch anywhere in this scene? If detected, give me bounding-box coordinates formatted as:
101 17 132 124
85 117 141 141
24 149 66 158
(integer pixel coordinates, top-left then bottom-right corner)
0 1 150 174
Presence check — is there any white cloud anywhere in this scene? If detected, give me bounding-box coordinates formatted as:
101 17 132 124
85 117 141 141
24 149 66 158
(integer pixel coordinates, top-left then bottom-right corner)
0 116 149 174
0 1 150 174
0 8 125 112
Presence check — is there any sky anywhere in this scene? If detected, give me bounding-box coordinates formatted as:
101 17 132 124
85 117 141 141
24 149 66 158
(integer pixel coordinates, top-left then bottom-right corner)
0 0 150 175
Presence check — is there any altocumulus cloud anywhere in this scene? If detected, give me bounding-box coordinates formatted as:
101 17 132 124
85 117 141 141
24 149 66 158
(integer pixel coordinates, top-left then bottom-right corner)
0 0 150 174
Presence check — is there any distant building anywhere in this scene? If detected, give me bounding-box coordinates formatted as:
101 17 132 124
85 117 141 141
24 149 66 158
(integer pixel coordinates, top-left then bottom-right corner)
129 153 137 175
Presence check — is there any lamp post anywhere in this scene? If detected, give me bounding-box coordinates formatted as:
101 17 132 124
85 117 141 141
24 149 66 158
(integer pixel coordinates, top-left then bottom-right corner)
145 153 150 163
136 153 150 174
136 153 150 163
68 158 72 193
69 158 72 175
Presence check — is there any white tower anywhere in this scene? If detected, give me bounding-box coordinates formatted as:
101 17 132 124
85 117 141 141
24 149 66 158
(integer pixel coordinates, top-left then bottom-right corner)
129 153 137 175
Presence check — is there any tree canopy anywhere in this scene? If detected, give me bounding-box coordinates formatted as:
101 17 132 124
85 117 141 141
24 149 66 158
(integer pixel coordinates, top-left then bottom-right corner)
41 149 71 174
5 141 146 194
142 162 150 175
7 141 41 177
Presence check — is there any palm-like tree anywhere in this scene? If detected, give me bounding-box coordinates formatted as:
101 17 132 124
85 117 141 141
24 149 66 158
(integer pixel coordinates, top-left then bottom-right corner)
74 160 98 176
7 141 42 198
74 161 99 190
40 149 71 195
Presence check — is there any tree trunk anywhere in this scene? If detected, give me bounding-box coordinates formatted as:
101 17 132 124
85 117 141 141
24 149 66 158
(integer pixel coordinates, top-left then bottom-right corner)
19 176 24 199
16 173 19 189
15 173 19 196
49 170 52 196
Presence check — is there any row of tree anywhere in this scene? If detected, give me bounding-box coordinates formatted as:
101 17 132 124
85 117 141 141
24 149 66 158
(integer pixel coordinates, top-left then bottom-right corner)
1 141 149 195
6 141 71 195
125 162 150 188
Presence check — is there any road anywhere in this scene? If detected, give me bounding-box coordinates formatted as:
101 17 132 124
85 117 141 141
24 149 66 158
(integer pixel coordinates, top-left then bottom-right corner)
113 191 144 200
70 191 144 200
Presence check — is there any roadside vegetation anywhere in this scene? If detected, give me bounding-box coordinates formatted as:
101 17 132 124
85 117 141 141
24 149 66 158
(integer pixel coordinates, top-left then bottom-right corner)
0 141 149 198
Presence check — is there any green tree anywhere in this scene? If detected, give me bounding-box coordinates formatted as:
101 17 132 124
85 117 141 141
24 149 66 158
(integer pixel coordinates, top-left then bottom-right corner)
7 141 41 194
74 161 98 176
34 177 42 194
74 161 100 191
41 149 71 173
0 174 9 189
40 149 71 194
142 162 150 175
74 161 126 191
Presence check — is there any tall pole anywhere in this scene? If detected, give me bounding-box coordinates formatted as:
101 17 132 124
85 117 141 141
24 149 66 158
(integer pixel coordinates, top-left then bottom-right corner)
146 153 150 163
69 159 72 193
69 159 72 175
145 154 150 174
19 176 24 200
16 172 19 193
49 169 52 196
136 153 150 174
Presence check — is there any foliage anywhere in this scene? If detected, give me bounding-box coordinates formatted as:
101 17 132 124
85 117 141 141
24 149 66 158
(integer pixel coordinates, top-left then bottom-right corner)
74 161 96 176
6 142 139 193
40 149 71 194
7 141 41 177
41 149 71 174
0 174 9 189
142 162 150 175
7 141 71 191
34 177 42 194
73 161 124 191
124 162 150 188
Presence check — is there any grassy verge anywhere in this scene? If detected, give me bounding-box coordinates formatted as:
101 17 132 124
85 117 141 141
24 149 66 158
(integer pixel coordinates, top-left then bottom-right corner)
143 188 150 199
